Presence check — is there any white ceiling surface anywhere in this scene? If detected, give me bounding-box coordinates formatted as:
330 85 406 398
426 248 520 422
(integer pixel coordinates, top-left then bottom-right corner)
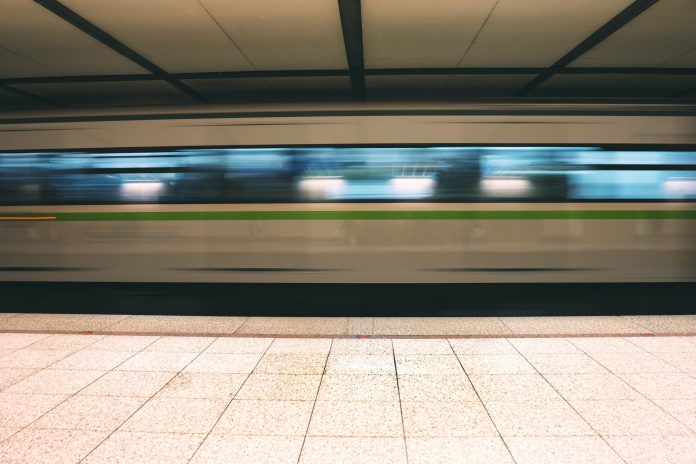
362 0 632 68
0 0 144 78
62 0 347 72
12 81 195 107
572 0 696 67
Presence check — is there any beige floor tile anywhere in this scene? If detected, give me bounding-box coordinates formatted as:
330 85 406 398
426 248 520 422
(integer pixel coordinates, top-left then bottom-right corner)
506 436 623 464
157 372 248 399
300 437 407 464
544 374 644 401
590 352 680 373
204 337 274 353
116 351 198 372
371 317 511 336
572 399 692 436
266 338 333 354
51 350 134 370
525 353 608 374
616 372 696 400
326 354 396 375
237 317 348 336
253 353 327 374
121 397 228 434
214 400 313 436
183 353 262 374
330 338 393 355
4 369 105 395
395 355 464 375
107 315 247 334
0 428 19 442
0 428 108 464
308 400 403 437
393 339 453 355
605 435 696 464
235 374 321 401
82 431 204 464
317 375 399 402
28 334 105 351
485 400 594 436
85 335 159 352
0 348 74 368
500 316 642 335
79 370 175 397
449 338 517 355
0 368 39 390
654 399 696 432
190 435 302 464
468 374 561 402
456 354 535 375
401 401 497 437
407 437 514 464
398 375 478 402
0 333 49 351
0 314 126 332
0 393 68 427
144 336 214 353
508 338 581 354
621 315 696 333
625 336 696 353
653 352 696 372
569 337 646 353
30 395 146 431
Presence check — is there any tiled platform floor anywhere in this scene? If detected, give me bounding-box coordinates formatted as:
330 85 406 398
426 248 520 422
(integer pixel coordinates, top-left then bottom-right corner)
1 313 696 337
1 330 695 463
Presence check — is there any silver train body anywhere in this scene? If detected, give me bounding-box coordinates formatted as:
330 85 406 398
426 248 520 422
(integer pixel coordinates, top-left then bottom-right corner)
1 103 695 313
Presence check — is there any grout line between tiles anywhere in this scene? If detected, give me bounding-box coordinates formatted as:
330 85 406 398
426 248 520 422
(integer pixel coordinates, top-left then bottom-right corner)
183 335 274 464
391 339 410 464
447 339 518 464
295 339 333 464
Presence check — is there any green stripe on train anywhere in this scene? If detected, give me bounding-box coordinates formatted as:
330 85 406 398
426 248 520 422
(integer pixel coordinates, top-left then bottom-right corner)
3 210 696 221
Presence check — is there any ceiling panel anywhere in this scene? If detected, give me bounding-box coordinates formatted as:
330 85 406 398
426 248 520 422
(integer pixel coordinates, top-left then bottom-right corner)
61 0 254 73
572 0 696 67
0 0 144 77
531 74 696 98
12 81 195 107
198 0 347 70
186 77 351 102
363 0 498 68
459 0 632 67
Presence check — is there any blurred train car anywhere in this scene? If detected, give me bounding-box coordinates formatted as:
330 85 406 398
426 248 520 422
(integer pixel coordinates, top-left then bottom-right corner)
0 103 695 315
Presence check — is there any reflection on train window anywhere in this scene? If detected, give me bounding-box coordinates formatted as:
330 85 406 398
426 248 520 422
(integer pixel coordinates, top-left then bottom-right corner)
1 146 695 204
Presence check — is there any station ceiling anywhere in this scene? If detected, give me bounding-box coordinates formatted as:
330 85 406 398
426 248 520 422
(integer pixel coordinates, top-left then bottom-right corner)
0 0 695 110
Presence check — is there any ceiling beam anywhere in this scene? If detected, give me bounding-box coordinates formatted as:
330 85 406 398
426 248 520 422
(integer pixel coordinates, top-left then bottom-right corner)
4 67 696 86
514 0 660 96
337 0 365 100
33 0 208 103
0 83 65 107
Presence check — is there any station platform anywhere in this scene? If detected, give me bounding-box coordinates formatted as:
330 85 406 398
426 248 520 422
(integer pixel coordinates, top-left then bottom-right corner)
1 313 695 463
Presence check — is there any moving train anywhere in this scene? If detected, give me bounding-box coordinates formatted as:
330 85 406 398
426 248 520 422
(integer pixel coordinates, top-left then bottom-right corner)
1 103 695 314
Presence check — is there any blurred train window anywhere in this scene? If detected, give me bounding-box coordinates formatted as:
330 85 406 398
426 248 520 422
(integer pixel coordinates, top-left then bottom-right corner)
1 146 695 204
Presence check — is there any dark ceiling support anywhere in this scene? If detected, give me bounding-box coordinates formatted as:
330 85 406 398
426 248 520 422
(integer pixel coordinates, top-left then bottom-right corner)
0 83 65 107
33 0 208 103
514 0 660 97
337 0 365 100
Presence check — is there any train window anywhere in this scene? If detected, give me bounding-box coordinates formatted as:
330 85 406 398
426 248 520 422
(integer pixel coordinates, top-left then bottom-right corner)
0 146 695 204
